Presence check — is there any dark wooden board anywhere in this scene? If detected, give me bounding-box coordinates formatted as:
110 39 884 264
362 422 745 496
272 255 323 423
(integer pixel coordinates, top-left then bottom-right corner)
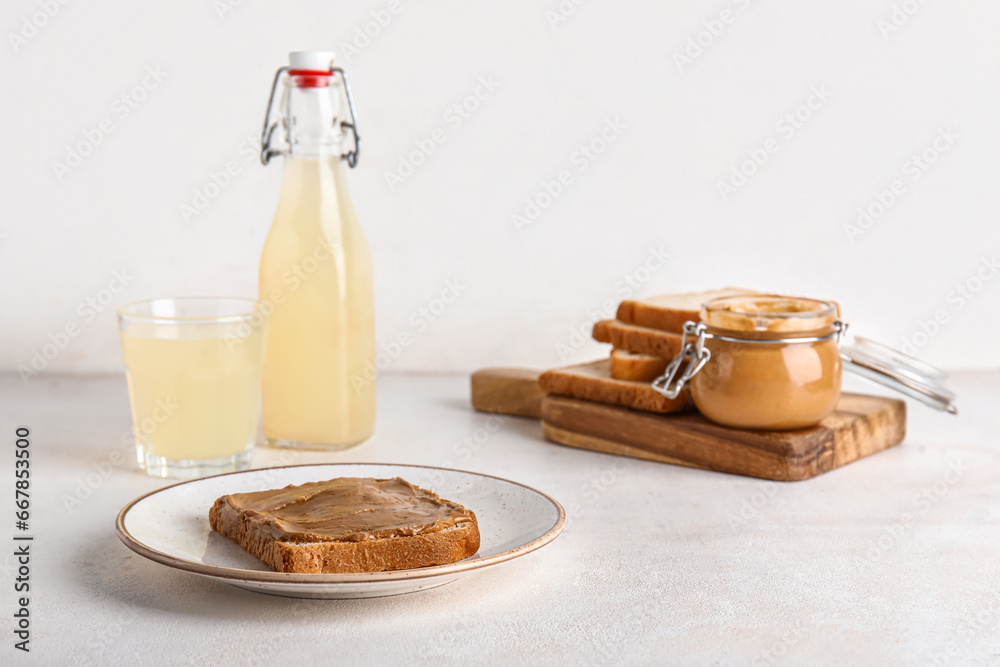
470 367 907 481
542 393 905 481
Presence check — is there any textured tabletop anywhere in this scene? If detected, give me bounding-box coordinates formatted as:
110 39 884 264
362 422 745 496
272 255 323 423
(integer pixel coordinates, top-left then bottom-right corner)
1 371 998 666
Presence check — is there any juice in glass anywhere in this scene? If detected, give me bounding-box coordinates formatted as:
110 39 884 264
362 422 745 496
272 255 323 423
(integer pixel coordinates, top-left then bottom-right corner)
117 298 266 478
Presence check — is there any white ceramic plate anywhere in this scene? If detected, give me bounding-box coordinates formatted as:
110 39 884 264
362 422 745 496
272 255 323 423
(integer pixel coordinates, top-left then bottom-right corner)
116 463 565 599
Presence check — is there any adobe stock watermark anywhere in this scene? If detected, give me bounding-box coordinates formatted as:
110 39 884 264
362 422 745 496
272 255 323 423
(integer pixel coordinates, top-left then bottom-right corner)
843 126 957 242
350 278 467 394
86 599 136 657
224 237 335 351
178 133 262 223
716 85 832 202
338 0 404 63
420 616 478 660
439 413 506 471
511 117 626 233
923 642 964 667
61 397 179 513
219 600 316 666
51 66 169 182
384 76 501 191
926 588 1000 665
853 459 966 571
212 0 244 20
556 244 670 362
17 269 134 384
672 0 755 73
7 0 72 53
565 455 634 524
421 414 509 494
751 622 813 667
727 480 781 528
899 253 997 356
877 0 932 39
544 0 590 30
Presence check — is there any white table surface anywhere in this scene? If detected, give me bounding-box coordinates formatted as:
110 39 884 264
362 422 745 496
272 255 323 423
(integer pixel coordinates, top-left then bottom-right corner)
1 370 998 666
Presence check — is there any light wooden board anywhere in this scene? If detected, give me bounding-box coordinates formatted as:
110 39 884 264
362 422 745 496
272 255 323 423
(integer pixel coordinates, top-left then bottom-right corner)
470 367 545 419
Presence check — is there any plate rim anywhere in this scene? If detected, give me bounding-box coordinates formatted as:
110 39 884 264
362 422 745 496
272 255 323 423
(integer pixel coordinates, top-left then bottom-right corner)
115 462 567 585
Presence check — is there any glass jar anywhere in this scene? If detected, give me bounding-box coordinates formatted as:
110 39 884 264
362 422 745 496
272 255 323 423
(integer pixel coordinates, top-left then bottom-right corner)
652 294 957 431
690 295 842 430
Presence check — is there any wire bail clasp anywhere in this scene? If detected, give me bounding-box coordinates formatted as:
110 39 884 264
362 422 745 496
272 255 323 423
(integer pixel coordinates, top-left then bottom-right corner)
259 62 362 168
651 321 711 399
332 67 361 168
260 66 289 165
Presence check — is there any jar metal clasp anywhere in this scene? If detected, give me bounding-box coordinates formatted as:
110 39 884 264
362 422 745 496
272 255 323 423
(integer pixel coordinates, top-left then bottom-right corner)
651 321 710 399
832 319 848 344
651 319 849 399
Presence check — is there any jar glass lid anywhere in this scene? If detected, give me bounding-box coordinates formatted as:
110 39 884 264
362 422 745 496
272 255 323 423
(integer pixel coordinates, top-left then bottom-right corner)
841 337 957 414
702 294 839 336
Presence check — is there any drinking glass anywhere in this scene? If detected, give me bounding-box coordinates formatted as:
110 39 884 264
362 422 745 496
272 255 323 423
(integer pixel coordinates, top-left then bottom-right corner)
117 298 267 478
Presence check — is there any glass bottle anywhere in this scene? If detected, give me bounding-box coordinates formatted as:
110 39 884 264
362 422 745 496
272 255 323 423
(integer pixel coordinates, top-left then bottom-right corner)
258 51 374 449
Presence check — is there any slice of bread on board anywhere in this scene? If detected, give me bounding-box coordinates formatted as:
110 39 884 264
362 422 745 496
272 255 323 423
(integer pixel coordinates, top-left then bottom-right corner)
615 287 758 333
538 359 691 414
609 349 668 382
592 319 687 359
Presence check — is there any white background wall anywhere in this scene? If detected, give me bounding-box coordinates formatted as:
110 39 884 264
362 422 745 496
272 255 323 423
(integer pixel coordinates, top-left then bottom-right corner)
2 0 998 377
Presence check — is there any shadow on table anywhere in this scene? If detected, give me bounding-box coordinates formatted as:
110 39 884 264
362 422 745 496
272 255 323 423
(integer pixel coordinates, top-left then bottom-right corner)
74 527 550 622
70 527 573 664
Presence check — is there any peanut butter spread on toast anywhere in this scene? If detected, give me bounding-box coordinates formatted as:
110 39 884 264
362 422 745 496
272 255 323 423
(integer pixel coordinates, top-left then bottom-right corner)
220 477 475 543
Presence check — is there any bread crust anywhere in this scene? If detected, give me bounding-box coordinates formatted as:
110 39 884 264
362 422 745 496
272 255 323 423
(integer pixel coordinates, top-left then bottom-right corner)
609 349 668 382
538 359 691 414
592 320 686 359
614 289 840 333
209 493 480 574
615 302 694 335
615 288 758 333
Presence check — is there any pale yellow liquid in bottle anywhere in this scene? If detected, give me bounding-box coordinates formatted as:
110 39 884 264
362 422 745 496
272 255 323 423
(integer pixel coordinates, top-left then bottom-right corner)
259 156 375 448
120 326 265 460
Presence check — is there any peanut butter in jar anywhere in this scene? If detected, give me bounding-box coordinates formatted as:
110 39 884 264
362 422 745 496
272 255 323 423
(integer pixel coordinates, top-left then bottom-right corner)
690 295 842 430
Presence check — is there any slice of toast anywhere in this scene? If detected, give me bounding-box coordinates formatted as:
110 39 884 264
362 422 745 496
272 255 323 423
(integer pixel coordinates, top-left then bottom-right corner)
615 287 759 333
209 477 480 574
609 349 668 382
538 359 691 414
592 319 687 359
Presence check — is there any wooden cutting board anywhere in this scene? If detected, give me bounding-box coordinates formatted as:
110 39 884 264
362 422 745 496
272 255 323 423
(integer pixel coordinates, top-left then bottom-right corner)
471 368 906 481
